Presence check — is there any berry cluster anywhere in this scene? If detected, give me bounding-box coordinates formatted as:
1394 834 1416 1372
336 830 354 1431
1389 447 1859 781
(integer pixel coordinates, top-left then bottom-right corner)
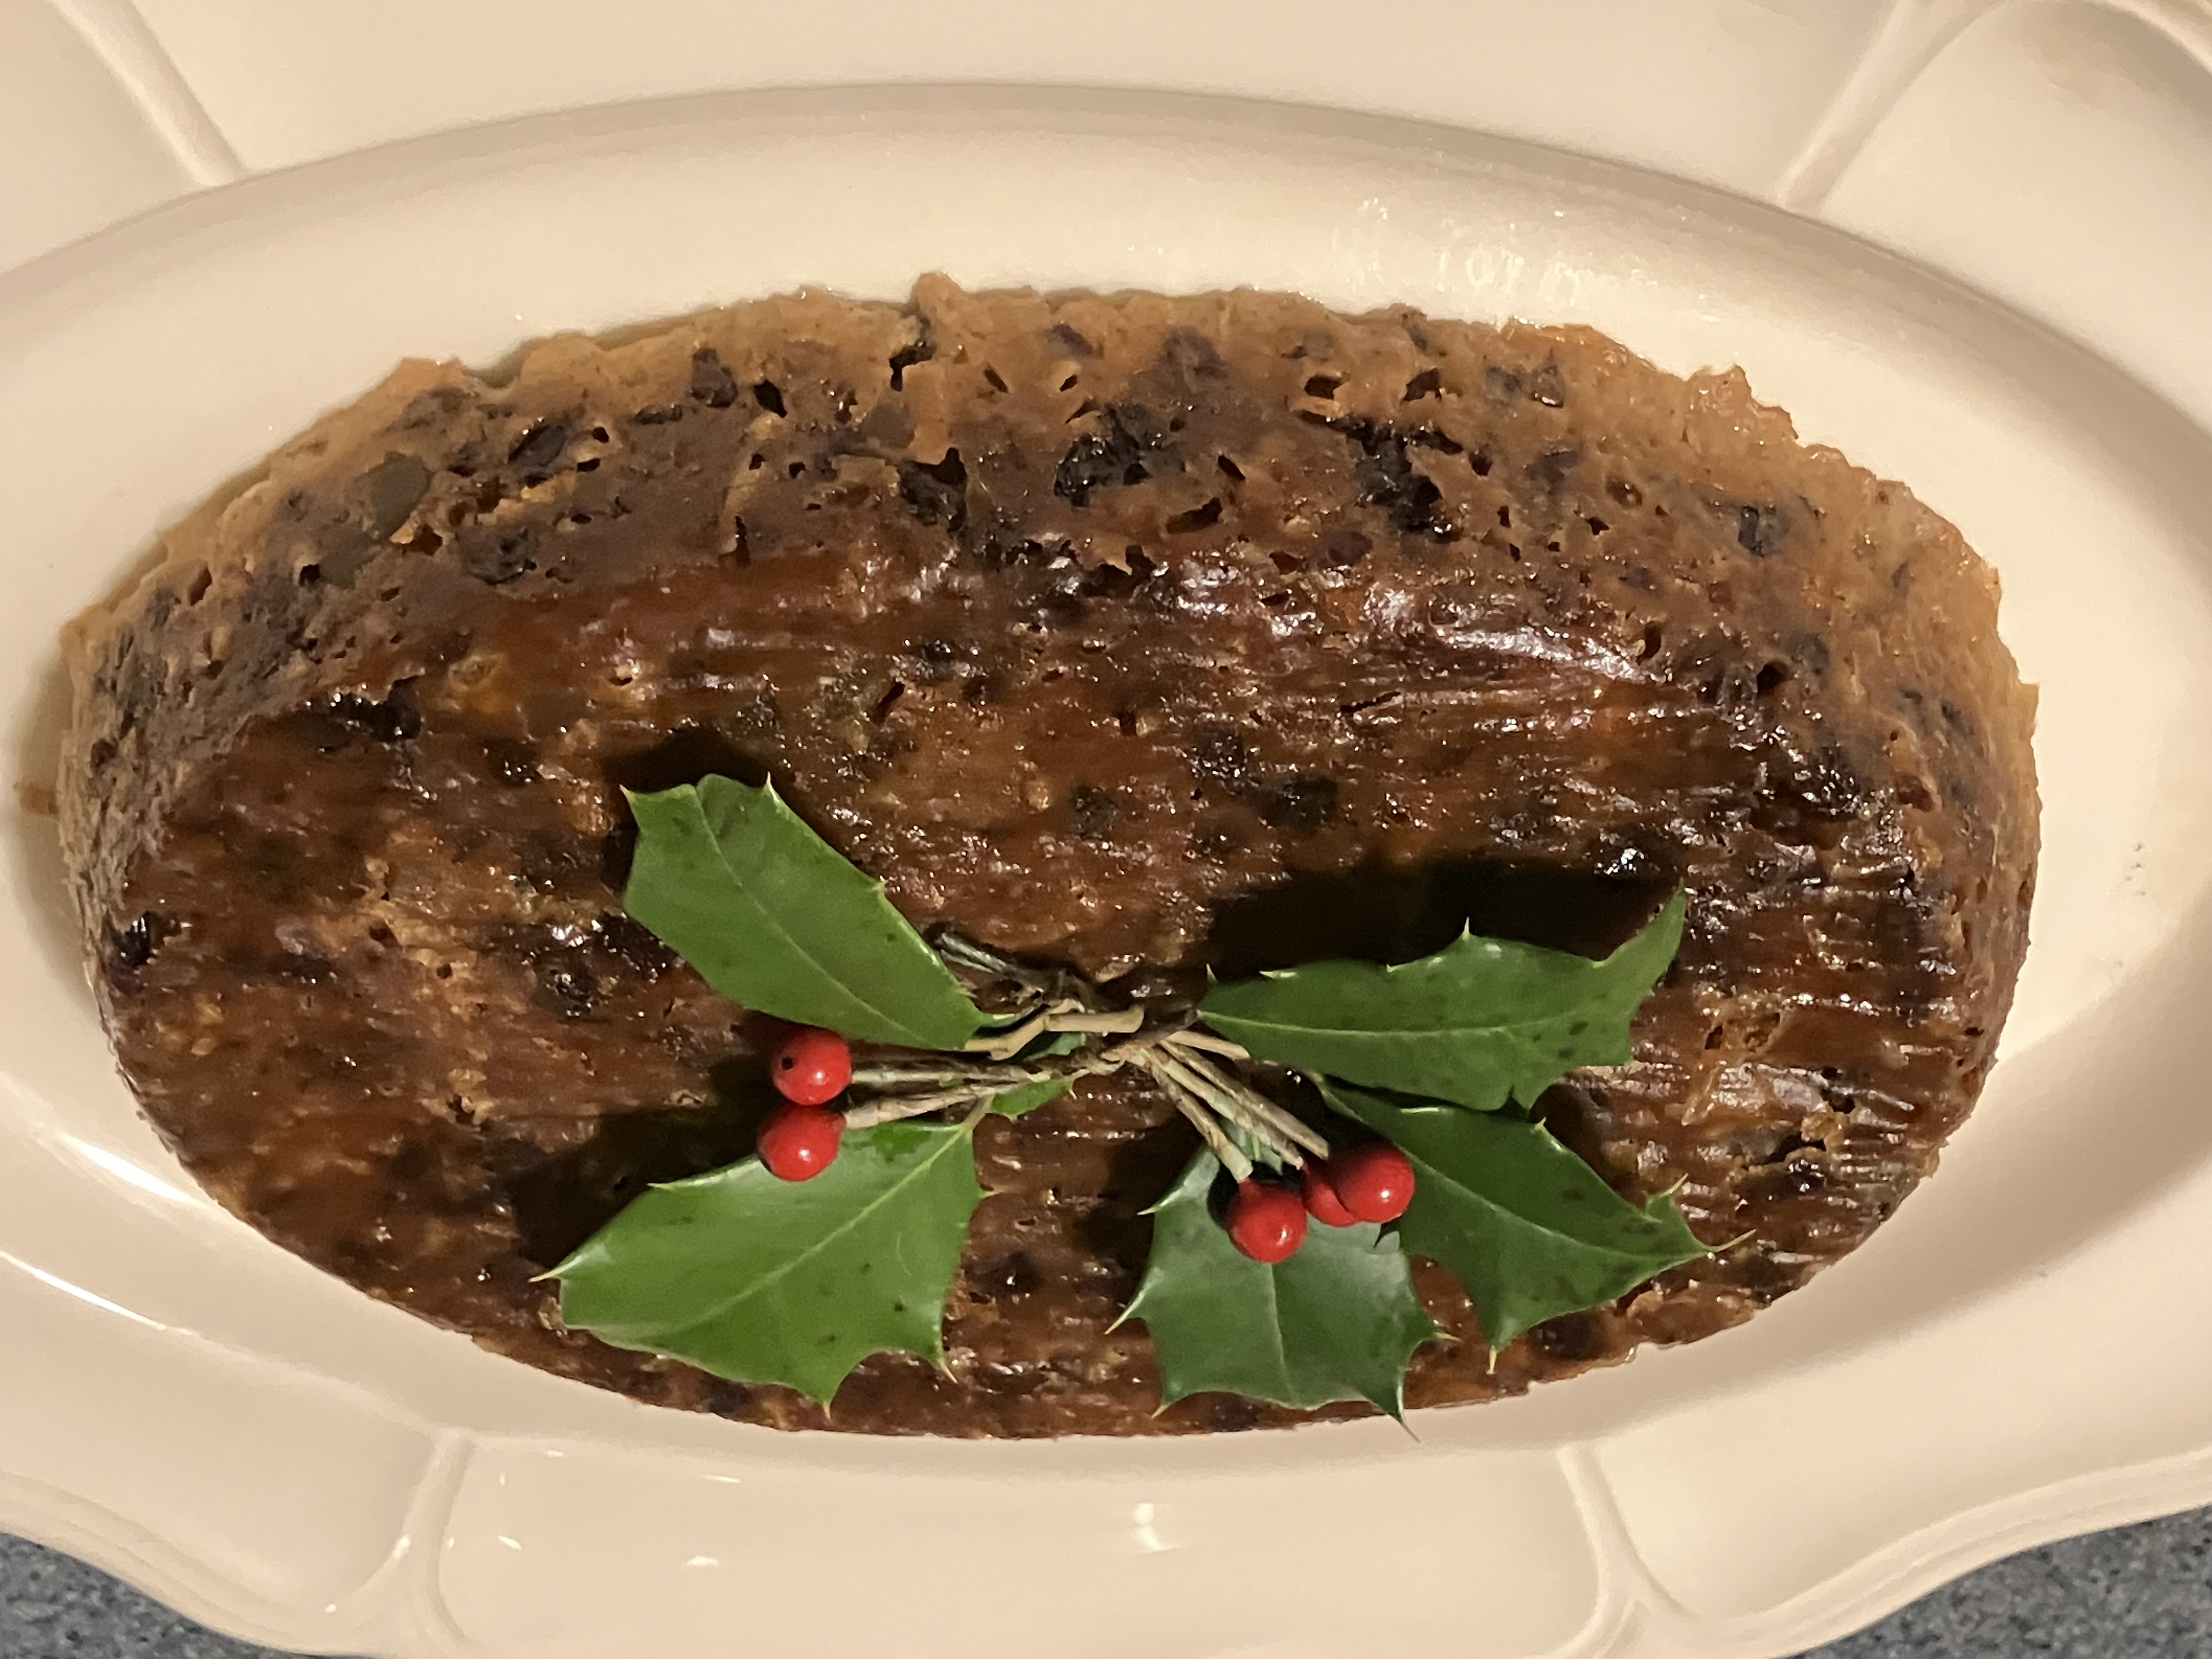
756 1025 851 1181
1223 1144 1415 1264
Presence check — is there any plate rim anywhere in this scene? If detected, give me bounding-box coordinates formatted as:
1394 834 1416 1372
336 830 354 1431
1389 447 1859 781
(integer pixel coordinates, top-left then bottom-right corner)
5 76 2211 1659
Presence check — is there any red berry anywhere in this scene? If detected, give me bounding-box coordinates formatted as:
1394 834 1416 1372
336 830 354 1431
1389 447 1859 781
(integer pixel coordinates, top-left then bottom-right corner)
1226 1180 1307 1263
758 1102 843 1181
1301 1163 1358 1227
1332 1143 1415 1223
769 1025 851 1106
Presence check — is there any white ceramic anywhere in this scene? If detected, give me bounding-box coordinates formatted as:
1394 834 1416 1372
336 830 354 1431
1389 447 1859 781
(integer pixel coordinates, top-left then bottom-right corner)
4 52 2212 1659
0 0 211 274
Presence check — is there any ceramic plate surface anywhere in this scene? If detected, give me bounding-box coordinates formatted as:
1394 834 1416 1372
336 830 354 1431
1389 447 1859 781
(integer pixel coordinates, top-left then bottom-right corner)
3 39 2212 1659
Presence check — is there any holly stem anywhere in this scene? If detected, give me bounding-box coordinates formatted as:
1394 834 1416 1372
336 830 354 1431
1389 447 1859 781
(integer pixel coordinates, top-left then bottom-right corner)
849 1060 1037 1089
843 1003 1304 1176
1046 1007 1146 1036
1139 1055 1255 1182
964 997 1144 1060
1148 1050 1308 1169
1164 1028 1250 1060
1092 1026 1180 1068
844 1084 997 1129
934 931 1055 991
963 1006 1054 1060
1160 1042 1331 1159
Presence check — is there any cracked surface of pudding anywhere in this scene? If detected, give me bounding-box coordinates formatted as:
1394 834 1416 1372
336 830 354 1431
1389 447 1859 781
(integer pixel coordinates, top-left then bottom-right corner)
59 276 2037 1436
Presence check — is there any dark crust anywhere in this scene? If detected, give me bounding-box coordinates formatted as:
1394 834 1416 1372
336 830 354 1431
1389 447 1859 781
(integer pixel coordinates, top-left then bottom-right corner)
58 277 2038 1436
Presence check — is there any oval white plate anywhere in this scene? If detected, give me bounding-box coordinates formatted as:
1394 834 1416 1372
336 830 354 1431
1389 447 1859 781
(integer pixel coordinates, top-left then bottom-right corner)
5 87 2212 1659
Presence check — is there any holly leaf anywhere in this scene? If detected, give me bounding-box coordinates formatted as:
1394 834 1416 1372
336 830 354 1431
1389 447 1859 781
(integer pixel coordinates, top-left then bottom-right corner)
623 777 985 1049
1200 890 1684 1111
1121 1150 1437 1415
987 1077 1073 1119
1322 1081 1708 1353
546 1119 984 1404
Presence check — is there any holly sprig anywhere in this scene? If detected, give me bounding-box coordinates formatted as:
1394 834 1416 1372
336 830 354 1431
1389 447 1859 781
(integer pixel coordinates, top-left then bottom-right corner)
546 776 1714 1413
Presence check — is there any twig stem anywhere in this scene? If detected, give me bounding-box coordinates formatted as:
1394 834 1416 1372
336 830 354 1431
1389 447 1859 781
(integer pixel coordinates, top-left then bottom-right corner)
1163 1028 1250 1060
840 958 1307 1183
1149 1050 1307 1169
1139 1054 1254 1182
1162 1043 1332 1159
850 1060 1036 1089
1048 1007 1146 1035
965 1008 1052 1060
845 1084 997 1129
934 932 1054 990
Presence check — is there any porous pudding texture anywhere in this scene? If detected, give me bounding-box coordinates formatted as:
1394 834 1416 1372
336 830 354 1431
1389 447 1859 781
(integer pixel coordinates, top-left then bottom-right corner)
60 277 2036 1436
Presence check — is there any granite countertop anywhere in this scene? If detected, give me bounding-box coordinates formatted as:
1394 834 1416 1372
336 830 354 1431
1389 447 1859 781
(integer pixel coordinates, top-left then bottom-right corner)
7 1505 2212 1658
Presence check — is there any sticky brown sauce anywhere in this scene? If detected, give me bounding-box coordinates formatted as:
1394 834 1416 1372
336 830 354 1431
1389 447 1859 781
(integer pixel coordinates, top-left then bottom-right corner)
76 283 2033 1435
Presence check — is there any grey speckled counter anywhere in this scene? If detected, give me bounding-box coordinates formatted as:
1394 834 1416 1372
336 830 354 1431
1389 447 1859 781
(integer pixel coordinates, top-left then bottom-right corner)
6 1506 2212 1657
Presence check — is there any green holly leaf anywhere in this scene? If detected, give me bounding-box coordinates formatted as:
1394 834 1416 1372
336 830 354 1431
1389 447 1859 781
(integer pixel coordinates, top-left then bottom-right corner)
1121 1150 1437 1415
986 1076 1073 1119
623 776 985 1049
547 1119 984 1404
1321 1081 1708 1353
1200 890 1684 1111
